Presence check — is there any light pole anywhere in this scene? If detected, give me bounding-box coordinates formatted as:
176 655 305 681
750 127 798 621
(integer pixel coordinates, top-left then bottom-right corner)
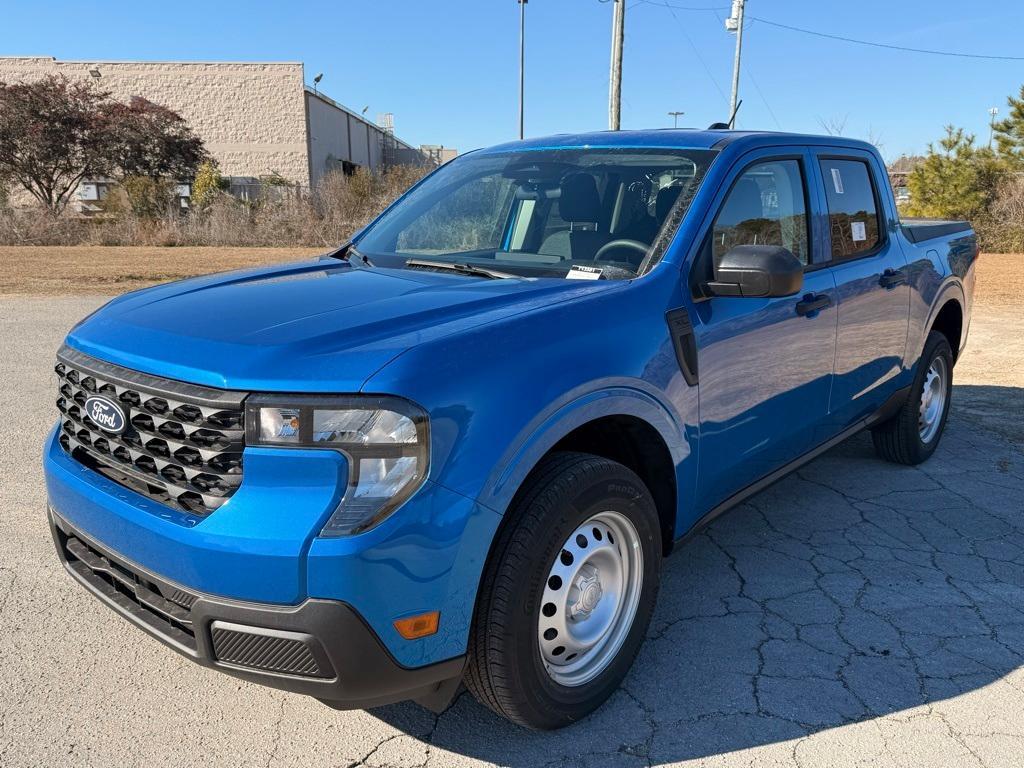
989 107 999 149
609 0 625 130
518 0 527 140
725 0 745 127
668 111 685 128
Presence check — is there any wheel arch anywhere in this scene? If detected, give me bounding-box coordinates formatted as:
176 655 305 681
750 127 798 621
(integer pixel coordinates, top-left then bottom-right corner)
548 415 677 555
929 296 965 363
477 386 689 557
910 279 965 367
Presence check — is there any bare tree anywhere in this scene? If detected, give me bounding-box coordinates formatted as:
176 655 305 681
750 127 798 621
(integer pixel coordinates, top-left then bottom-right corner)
866 125 886 158
817 115 849 137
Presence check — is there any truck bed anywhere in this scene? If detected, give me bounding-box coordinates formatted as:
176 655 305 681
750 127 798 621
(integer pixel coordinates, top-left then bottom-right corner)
901 218 973 244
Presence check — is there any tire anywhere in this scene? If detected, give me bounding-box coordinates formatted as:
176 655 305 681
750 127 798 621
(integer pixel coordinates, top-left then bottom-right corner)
464 452 662 730
871 330 954 465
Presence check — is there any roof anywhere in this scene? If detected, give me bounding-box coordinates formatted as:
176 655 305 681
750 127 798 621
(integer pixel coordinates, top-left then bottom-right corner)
479 129 879 155
0 55 304 65
303 87 416 152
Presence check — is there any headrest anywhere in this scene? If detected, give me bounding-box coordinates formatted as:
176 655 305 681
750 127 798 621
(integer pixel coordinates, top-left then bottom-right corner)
559 173 601 222
656 185 683 222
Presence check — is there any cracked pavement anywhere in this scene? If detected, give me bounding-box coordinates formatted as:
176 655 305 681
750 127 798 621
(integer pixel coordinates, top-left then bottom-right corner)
1 295 1022 767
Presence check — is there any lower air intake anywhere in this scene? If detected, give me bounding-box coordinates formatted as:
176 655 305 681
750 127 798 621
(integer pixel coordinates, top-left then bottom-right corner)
210 622 327 678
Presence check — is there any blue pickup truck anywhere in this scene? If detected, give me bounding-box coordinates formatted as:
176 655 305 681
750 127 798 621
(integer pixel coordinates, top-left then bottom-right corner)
45 130 976 729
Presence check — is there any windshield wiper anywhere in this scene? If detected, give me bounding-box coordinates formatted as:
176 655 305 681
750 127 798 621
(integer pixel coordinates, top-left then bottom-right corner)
404 258 517 280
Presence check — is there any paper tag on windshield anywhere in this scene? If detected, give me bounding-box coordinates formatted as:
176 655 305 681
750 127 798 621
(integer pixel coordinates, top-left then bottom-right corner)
831 167 844 194
851 221 867 241
567 265 603 280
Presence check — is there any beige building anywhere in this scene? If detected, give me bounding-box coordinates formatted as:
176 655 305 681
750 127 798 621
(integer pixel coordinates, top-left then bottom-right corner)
0 57 443 194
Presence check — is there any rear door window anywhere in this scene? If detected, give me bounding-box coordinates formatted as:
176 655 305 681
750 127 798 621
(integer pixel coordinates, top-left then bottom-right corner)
818 158 882 260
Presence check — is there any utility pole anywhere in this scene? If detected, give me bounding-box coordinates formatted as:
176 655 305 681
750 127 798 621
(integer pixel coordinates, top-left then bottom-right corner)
988 107 999 150
609 0 625 130
668 111 685 128
518 0 527 140
726 0 745 128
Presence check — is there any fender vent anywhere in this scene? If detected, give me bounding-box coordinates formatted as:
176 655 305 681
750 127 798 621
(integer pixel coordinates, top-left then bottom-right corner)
665 308 699 386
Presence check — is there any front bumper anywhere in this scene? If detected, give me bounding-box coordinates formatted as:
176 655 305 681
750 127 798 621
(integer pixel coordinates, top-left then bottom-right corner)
50 508 465 710
44 424 501 668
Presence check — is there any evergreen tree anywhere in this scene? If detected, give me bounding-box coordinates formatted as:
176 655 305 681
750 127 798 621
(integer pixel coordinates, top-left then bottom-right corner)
905 126 1003 220
993 85 1024 165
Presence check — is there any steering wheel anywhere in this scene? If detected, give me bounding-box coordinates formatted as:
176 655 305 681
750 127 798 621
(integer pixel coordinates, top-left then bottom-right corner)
593 239 649 263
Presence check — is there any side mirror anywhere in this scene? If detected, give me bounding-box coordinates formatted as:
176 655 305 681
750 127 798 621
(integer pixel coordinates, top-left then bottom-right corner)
707 245 803 298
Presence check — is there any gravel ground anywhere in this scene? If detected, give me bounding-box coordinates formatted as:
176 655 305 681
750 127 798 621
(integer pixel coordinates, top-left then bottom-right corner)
1 293 1022 768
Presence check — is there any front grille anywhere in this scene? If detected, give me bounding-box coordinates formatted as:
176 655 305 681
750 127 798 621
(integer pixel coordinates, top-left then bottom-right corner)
55 345 247 516
59 528 198 650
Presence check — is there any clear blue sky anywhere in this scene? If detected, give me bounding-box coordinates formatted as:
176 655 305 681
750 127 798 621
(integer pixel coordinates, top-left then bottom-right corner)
3 0 1024 161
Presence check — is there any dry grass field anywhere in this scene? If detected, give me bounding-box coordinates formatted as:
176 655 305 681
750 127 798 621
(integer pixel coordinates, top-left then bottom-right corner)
0 246 323 295
973 252 1024 306
0 245 1020 300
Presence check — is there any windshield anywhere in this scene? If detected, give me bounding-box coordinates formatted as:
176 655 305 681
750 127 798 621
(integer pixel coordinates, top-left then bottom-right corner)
355 147 718 279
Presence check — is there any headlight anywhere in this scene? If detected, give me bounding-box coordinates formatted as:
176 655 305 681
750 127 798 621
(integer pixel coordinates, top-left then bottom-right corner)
246 395 429 536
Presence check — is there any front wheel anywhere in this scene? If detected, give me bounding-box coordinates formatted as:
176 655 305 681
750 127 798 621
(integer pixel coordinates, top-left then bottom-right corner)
464 452 661 729
871 330 954 465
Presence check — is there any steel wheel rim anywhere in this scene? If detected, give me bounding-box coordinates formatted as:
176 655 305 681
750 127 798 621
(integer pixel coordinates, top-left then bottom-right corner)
919 356 948 444
536 510 644 688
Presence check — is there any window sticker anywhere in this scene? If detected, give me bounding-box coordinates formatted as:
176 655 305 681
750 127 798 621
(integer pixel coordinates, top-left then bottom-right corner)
831 167 845 194
851 221 867 241
566 265 603 280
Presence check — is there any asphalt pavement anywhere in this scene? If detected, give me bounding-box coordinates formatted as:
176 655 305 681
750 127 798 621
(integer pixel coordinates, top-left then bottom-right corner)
1 295 1022 768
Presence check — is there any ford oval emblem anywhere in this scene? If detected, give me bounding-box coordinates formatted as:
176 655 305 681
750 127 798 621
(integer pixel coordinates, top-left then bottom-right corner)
84 395 127 434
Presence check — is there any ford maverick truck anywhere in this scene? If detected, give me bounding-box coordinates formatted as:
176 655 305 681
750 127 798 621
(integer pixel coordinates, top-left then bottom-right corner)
44 130 976 729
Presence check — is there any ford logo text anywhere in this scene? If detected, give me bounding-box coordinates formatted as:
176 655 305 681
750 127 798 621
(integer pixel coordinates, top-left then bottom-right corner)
84 395 127 434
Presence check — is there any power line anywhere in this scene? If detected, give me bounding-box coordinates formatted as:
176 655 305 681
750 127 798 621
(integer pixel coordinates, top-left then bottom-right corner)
632 0 729 9
658 0 729 105
746 15 1024 61
744 66 782 130
641 2 1024 61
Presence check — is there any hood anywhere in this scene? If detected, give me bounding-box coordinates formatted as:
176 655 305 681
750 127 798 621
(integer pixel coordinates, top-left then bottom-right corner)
66 258 617 392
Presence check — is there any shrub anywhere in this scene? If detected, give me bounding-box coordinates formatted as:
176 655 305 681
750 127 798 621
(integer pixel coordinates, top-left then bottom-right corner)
191 161 228 209
975 174 1024 253
0 164 433 248
121 175 177 219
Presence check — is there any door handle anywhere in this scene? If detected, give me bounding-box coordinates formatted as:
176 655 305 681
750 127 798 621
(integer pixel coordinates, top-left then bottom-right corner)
879 268 907 289
795 293 831 317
